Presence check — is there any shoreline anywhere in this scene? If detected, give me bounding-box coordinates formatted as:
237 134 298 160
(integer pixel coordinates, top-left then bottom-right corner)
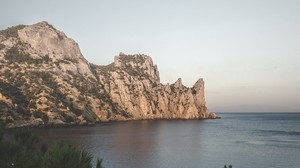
5 115 221 129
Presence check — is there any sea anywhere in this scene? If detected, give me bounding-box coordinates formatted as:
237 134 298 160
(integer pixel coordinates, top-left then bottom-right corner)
31 113 300 168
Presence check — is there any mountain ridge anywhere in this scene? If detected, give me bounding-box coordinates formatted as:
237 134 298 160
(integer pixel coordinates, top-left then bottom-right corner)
0 21 219 128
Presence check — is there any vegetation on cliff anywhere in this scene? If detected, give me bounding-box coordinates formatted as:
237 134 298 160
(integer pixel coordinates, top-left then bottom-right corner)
0 21 219 128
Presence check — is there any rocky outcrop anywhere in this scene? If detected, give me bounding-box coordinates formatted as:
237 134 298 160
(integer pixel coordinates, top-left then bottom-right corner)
0 22 219 128
96 54 214 119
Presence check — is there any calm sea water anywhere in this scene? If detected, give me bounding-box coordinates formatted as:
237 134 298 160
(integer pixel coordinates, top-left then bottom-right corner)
32 113 300 168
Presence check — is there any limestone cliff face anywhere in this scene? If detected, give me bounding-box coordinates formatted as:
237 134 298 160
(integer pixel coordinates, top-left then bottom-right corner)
96 54 214 119
0 22 219 128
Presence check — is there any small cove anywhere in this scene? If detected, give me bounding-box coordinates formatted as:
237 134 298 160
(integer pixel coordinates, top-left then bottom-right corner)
19 113 300 168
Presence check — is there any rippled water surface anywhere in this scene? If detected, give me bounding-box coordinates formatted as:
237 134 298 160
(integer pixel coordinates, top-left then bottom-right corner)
32 113 300 168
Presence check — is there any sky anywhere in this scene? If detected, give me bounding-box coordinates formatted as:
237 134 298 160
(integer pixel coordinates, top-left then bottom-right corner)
1 0 299 112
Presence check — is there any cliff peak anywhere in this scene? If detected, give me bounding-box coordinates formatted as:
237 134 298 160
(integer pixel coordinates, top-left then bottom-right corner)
113 53 160 82
35 21 52 26
193 78 204 89
174 78 183 89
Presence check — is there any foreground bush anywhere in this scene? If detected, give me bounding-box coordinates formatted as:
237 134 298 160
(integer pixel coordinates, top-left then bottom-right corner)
0 121 103 168
42 142 93 168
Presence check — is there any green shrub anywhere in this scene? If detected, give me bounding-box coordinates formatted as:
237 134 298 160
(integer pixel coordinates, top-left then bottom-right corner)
33 111 49 123
0 25 26 38
0 128 42 168
42 141 92 168
0 121 104 168
4 46 31 63
0 43 5 50
4 46 51 64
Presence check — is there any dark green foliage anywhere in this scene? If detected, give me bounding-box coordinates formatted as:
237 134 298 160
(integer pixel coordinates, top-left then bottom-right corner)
45 22 64 40
191 88 197 95
4 46 31 63
33 111 49 123
43 55 51 62
97 63 115 78
55 59 71 65
118 55 146 64
60 112 75 123
28 102 37 109
0 25 26 38
96 158 104 168
17 107 31 119
124 64 142 77
0 128 43 168
29 71 55 87
44 23 64 39
42 141 92 168
89 63 99 69
14 129 39 151
46 23 56 31
0 43 5 50
0 120 4 139
71 106 83 116
0 81 28 104
28 71 65 106
224 165 232 168
29 72 85 117
116 56 150 78
0 81 31 117
14 77 26 88
49 87 82 117
0 121 104 168
4 46 51 64
65 57 79 63
3 69 12 79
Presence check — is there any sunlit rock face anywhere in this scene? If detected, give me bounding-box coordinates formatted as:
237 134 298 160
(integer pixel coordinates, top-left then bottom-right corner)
0 22 219 128
96 53 217 120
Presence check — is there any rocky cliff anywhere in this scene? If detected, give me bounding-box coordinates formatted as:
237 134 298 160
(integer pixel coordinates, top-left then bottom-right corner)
0 22 219 128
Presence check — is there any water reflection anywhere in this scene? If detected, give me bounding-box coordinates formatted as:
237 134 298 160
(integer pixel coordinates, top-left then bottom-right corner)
33 120 206 168
10 114 300 168
99 121 159 167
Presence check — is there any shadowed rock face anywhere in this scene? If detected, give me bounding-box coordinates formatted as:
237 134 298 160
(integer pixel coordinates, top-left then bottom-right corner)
0 22 219 128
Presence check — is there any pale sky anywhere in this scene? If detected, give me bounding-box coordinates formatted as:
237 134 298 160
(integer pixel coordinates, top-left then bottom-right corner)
1 0 299 112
